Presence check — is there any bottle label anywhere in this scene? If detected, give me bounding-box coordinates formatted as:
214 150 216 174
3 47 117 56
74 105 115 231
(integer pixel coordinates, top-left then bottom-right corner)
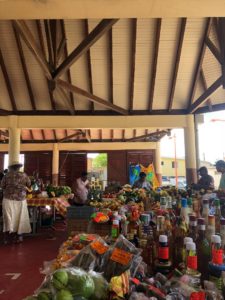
110 248 133 265
190 291 205 300
198 225 205 231
111 227 118 238
190 221 197 226
212 249 223 265
187 255 197 270
158 247 169 259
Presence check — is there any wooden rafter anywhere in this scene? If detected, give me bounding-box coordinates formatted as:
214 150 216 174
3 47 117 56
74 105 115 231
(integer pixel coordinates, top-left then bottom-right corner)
59 131 81 143
52 129 57 141
84 19 94 111
188 18 212 108
49 20 58 68
122 129 125 141
12 21 36 111
14 20 51 79
111 129 114 141
200 69 213 111
218 18 225 88
30 130 34 140
53 19 119 80
36 20 56 111
0 49 17 111
57 79 128 115
99 129 102 140
129 18 137 111
44 20 54 70
0 130 9 138
60 20 75 109
149 18 161 111
145 129 148 141
168 18 186 111
133 129 137 138
108 28 113 103
41 129 45 140
205 37 222 64
126 130 168 142
188 76 223 113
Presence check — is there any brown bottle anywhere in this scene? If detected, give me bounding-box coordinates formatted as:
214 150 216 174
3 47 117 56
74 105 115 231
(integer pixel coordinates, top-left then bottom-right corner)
189 215 198 242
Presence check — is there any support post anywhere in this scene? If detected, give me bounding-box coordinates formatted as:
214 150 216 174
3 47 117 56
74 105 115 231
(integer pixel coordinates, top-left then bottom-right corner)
155 141 162 185
8 116 21 166
184 115 197 185
52 143 59 185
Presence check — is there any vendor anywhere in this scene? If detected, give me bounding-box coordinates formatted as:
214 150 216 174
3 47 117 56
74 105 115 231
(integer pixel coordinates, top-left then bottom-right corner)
73 172 90 205
216 160 225 191
192 166 214 191
32 170 44 193
133 172 152 190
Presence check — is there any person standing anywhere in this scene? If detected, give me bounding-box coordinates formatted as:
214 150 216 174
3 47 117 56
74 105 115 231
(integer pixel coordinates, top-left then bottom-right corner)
133 172 152 190
1 161 31 244
215 160 225 191
73 172 90 205
193 166 214 190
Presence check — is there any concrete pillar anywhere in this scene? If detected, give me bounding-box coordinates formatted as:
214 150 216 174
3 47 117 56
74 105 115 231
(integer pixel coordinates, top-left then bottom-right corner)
52 143 59 185
8 126 21 166
155 141 162 185
184 114 197 185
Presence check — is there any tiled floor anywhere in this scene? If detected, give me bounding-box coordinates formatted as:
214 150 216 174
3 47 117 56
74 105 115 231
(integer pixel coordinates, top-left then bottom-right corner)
0 224 66 300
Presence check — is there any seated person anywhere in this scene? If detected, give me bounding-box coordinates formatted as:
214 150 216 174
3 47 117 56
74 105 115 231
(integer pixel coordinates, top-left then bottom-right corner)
192 166 214 191
133 172 152 190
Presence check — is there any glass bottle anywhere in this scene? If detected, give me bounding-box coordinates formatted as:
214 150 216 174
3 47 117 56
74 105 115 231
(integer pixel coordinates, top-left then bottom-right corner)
180 198 189 225
187 197 193 215
158 235 169 263
189 215 198 242
196 218 210 282
202 199 209 226
183 237 193 264
206 215 216 242
111 219 120 239
173 217 189 267
155 215 166 239
214 199 221 233
212 235 223 266
160 196 167 210
186 242 198 276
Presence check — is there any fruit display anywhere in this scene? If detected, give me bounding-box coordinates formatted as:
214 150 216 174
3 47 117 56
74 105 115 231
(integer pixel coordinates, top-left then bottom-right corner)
46 185 72 198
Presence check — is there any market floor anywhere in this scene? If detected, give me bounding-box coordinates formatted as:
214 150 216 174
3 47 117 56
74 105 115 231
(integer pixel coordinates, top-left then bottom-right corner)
0 222 66 300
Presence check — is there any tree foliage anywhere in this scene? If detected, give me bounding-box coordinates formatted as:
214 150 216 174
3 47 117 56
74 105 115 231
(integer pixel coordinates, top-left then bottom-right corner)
92 153 107 169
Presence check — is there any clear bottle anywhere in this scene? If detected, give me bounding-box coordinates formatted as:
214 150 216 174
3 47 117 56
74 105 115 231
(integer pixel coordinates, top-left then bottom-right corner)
186 242 198 275
182 237 193 264
196 218 210 282
158 235 169 263
189 215 198 242
206 215 216 242
155 215 166 239
202 199 209 226
214 199 221 233
180 198 189 225
212 235 223 266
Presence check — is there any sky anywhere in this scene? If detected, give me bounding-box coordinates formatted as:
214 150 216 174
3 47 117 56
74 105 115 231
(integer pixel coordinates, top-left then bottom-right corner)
161 110 225 164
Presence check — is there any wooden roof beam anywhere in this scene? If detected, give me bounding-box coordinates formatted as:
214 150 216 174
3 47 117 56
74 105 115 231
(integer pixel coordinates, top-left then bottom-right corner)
53 19 119 80
108 28 113 104
60 20 75 109
188 76 222 113
49 20 58 68
188 18 212 108
0 49 17 111
12 21 36 111
149 18 161 111
126 130 168 142
84 19 94 111
57 79 128 115
168 18 186 111
129 18 137 112
44 20 54 71
218 18 225 88
200 69 213 111
59 131 82 142
205 37 222 64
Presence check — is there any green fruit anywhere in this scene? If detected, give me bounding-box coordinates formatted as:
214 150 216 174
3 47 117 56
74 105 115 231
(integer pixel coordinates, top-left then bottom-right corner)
55 289 73 300
37 292 51 300
53 270 69 290
73 297 87 300
67 271 94 298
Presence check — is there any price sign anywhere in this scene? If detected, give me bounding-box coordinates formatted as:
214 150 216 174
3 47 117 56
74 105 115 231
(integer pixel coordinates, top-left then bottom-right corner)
110 248 133 265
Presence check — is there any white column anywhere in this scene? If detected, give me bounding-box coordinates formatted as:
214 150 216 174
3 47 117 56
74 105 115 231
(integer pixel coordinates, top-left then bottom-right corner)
155 141 162 185
52 143 59 185
8 116 21 165
184 114 197 185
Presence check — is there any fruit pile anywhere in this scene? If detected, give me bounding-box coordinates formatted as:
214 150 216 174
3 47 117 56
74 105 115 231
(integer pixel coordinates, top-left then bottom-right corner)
27 268 108 300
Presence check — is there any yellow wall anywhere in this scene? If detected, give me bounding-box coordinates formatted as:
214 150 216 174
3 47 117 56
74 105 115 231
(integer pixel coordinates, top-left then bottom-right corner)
161 157 186 177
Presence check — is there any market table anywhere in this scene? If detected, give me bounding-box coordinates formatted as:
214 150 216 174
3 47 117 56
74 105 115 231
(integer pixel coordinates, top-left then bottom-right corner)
27 195 72 234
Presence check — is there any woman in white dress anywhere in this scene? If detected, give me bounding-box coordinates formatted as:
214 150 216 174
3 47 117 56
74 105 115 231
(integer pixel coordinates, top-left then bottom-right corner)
1 161 31 244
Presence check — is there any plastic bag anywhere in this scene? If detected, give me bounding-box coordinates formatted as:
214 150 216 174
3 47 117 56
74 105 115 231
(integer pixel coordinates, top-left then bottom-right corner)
88 270 109 300
129 292 149 300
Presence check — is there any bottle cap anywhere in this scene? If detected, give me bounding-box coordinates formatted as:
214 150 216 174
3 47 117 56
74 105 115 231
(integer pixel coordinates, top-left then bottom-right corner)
184 237 193 245
189 215 196 222
186 242 196 251
113 219 119 226
159 235 168 243
221 218 225 225
181 198 187 208
214 235 221 244
197 218 205 225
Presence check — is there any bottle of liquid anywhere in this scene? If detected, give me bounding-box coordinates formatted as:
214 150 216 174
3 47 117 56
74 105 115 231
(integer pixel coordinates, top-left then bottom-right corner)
186 242 198 276
196 218 210 282
187 197 193 215
206 215 216 242
182 236 193 265
220 218 225 251
111 219 120 239
120 213 128 237
214 199 221 233
155 215 166 240
202 199 209 226
212 235 223 266
160 196 167 210
180 198 189 225
158 235 169 263
189 215 198 242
